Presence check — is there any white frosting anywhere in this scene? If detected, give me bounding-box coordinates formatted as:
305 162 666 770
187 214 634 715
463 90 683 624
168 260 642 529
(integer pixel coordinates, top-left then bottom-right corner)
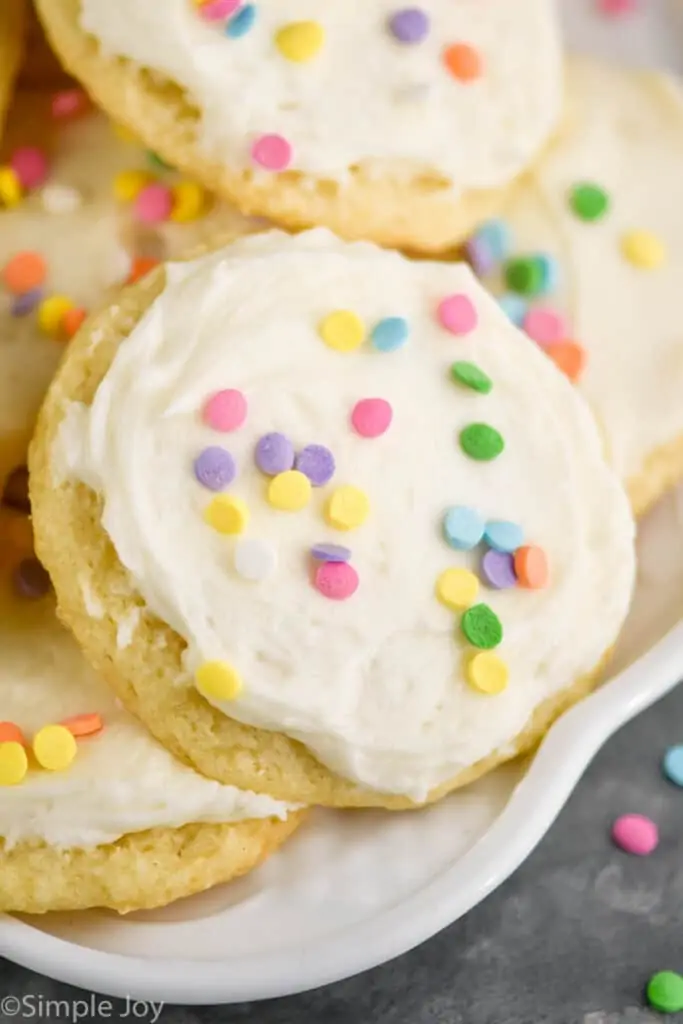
58 230 636 800
0 578 292 850
79 0 563 192
492 58 683 483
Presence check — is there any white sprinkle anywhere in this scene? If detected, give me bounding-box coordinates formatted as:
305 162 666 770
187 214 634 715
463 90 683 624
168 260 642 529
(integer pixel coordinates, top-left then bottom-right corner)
40 183 83 214
234 538 277 582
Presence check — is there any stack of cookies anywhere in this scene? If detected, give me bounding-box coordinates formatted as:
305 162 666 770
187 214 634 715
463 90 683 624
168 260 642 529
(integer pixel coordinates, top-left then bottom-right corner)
0 0 677 916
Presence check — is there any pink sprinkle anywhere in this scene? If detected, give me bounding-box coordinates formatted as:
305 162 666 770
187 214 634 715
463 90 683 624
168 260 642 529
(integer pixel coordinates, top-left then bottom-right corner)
203 389 248 432
351 398 393 439
134 183 173 224
251 134 292 172
314 562 359 601
523 307 566 348
10 147 49 190
50 89 89 120
437 294 478 336
597 0 637 16
197 0 241 21
611 814 659 856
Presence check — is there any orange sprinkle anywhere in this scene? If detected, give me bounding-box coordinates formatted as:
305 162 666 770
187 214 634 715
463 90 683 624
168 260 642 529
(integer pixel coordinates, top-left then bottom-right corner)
62 306 87 339
443 43 483 82
0 722 27 746
127 256 160 285
60 713 104 738
546 340 587 383
514 545 549 589
2 251 47 295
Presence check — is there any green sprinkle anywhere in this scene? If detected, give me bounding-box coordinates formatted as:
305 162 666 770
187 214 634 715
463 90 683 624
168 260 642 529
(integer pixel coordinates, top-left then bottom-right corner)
569 182 609 222
461 604 503 650
646 971 683 1014
504 257 544 297
147 151 173 171
460 423 504 461
451 362 493 395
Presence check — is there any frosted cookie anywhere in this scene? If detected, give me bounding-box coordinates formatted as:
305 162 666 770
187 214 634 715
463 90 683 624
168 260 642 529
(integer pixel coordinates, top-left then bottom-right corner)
0 89 257 499
462 57 683 517
35 0 563 252
0 510 300 915
30 230 636 809
0 1 24 135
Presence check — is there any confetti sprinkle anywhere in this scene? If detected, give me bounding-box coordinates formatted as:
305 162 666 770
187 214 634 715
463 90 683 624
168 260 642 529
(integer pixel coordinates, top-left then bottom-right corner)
275 20 325 61
371 316 409 353
523 307 566 347
611 813 659 856
268 470 312 510
195 660 243 701
351 398 393 438
647 972 683 1015
319 309 366 352
461 604 503 650
234 538 277 581
481 550 517 590
514 545 549 589
437 293 478 335
63 307 87 340
325 486 370 531
255 433 295 476
569 182 610 222
13 558 51 599
0 167 22 207
498 293 528 327
0 742 28 786
504 257 545 297
226 3 257 36
197 0 241 21
251 134 293 171
60 713 104 737
465 651 509 695
621 230 666 269
40 182 83 214
442 506 485 551
460 423 505 461
443 42 483 82
113 169 153 203
33 724 78 771
450 361 492 394
388 8 430 44
662 744 683 788
295 445 336 486
546 340 587 383
2 251 47 295
597 0 637 15
204 495 249 534
203 389 248 432
0 722 26 746
311 543 351 563
134 182 174 223
171 180 206 222
37 295 74 338
466 220 512 274
435 567 479 610
51 88 89 119
484 520 523 554
127 256 160 284
10 146 49 190
314 561 359 600
193 447 237 491
11 288 43 317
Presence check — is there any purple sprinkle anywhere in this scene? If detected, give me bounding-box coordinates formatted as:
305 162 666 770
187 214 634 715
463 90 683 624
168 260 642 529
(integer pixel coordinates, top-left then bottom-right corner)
13 558 51 599
193 446 236 491
481 549 518 591
11 287 44 317
311 543 352 563
388 7 430 44
255 432 295 476
295 445 336 487
464 236 496 278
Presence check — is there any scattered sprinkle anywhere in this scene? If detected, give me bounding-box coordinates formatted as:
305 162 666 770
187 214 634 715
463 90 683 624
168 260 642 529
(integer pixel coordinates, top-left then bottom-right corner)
450 361 492 394
0 723 26 746
504 257 545 298
498 293 528 327
371 316 409 353
60 713 104 737
621 230 666 270
662 744 683 788
319 309 366 352
127 256 160 284
113 169 153 203
197 0 241 21
481 550 518 590
461 604 503 650
134 182 174 223
442 506 485 551
465 651 509 695
10 147 49 190
33 724 78 771
437 293 478 336
459 423 505 461
195 660 243 701
435 567 479 610
255 432 295 476
275 20 325 61
443 42 483 82
13 558 51 599
251 133 293 171
597 0 637 15
171 180 206 222
314 561 359 600
234 538 277 581
40 182 83 214
523 307 566 347
203 389 248 432
51 89 89 119
268 469 312 511
545 340 587 383
0 742 28 786
464 220 512 276
611 813 659 856
63 307 87 339
514 545 549 589
2 252 47 295
226 4 257 36
569 182 610 222
311 543 351 563
0 166 22 208
646 972 683 1015
194 446 237 491
484 520 523 554
204 495 249 534
388 8 430 44
295 444 335 486
325 486 370 531
11 288 44 317
37 295 74 338
351 398 393 438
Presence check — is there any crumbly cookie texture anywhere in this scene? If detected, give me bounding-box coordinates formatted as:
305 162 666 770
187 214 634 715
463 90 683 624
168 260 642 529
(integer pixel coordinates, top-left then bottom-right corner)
35 0 563 252
0 0 25 135
463 57 683 517
30 231 635 809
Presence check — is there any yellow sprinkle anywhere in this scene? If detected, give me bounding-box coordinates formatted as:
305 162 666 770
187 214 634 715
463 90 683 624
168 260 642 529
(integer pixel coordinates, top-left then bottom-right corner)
112 122 140 144
325 485 370 531
170 180 207 222
38 295 74 337
33 724 77 771
268 470 312 511
0 742 28 786
436 568 479 611
204 495 249 535
319 310 366 353
275 20 325 62
196 660 243 701
621 230 666 270
113 169 153 203
465 651 509 695
0 166 22 208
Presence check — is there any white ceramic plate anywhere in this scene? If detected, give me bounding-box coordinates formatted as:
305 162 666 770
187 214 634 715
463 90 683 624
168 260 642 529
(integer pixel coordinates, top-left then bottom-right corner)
3 0 683 1005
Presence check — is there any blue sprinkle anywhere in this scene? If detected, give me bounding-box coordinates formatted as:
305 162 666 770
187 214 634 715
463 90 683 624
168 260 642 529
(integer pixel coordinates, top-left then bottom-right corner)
311 543 351 563
226 4 257 37
371 316 409 353
498 292 528 327
443 506 485 551
479 220 512 263
536 253 560 295
11 287 44 317
662 745 683 787
484 520 524 554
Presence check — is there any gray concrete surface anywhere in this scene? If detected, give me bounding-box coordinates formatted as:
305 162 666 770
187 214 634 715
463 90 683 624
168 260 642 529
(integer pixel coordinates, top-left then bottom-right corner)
3 682 683 1024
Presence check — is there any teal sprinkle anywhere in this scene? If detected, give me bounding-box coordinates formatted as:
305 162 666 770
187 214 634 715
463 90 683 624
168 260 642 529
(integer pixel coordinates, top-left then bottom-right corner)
226 4 257 37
